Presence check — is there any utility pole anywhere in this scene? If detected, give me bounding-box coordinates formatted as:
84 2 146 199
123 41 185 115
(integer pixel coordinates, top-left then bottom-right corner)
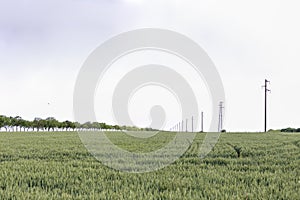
182 120 184 132
201 112 204 132
186 119 188 132
262 79 271 132
191 116 194 133
218 102 224 132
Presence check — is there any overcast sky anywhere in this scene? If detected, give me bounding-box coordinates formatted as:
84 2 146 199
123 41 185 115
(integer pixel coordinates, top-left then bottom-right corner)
0 0 300 131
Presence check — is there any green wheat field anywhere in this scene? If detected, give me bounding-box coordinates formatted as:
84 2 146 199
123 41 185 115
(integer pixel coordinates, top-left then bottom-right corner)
0 131 299 199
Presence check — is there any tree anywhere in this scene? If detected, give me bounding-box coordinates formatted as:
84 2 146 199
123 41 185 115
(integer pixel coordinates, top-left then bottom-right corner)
33 118 44 132
0 116 12 132
81 122 92 130
0 115 8 131
100 123 109 130
18 118 29 132
62 120 76 131
23 120 32 132
92 122 100 130
11 116 22 132
0 114 147 132
74 122 81 131
66 121 76 131
45 117 59 131
113 125 120 130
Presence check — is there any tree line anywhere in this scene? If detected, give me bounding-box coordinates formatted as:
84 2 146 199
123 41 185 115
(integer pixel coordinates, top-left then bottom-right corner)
0 115 157 132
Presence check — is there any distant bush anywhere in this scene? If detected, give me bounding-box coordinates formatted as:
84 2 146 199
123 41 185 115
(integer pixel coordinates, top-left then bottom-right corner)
221 129 226 133
280 128 300 133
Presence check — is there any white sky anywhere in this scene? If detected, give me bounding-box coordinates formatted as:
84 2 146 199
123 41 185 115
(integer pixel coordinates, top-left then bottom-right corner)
0 0 300 131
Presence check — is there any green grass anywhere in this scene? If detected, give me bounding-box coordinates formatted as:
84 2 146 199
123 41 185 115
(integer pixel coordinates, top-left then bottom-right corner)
0 131 299 199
